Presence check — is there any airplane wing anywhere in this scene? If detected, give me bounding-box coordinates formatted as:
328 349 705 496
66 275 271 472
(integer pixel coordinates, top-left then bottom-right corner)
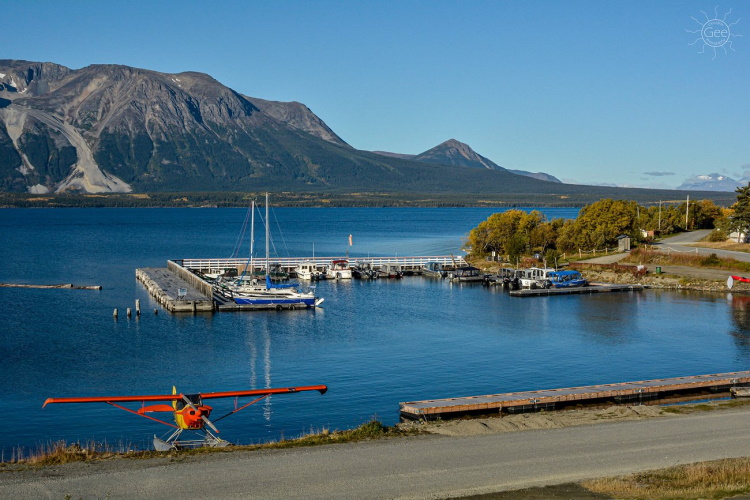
43 385 327 407
43 394 182 407
198 385 328 400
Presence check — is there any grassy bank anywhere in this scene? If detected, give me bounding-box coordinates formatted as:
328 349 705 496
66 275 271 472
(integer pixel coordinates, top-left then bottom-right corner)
1 419 417 467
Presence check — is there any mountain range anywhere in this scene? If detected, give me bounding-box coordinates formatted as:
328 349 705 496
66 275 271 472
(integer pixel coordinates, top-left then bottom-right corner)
677 173 747 192
373 139 561 183
0 59 730 204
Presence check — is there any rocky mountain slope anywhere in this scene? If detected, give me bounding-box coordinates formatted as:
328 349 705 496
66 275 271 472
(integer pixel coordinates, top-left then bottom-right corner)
0 59 719 203
0 60 358 193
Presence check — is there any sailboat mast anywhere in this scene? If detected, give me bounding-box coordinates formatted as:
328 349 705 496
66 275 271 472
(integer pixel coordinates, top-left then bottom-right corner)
265 192 270 278
249 200 255 275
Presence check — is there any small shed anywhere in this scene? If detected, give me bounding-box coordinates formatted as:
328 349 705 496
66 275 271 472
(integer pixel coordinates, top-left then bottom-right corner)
617 234 631 252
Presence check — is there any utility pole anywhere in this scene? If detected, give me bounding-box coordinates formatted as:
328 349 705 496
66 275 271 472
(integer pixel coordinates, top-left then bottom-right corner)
685 195 690 229
658 200 662 232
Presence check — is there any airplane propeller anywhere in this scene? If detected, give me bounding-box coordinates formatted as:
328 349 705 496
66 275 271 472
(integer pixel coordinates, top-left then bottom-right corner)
181 394 220 433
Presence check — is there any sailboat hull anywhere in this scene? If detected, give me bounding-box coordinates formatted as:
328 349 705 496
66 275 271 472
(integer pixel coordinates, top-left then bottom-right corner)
233 295 320 307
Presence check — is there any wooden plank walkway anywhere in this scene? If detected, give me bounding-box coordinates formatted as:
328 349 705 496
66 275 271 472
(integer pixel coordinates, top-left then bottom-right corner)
509 283 643 297
399 371 750 419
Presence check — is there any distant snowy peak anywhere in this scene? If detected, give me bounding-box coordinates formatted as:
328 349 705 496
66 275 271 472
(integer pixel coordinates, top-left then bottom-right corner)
677 173 743 192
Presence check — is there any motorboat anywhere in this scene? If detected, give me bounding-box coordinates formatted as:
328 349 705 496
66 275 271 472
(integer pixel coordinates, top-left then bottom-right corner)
326 259 353 279
352 263 379 279
518 267 556 288
448 266 484 282
422 262 446 278
545 270 588 288
295 261 324 281
377 263 403 279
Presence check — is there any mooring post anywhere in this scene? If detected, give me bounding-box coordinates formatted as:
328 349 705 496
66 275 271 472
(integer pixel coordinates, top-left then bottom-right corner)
154 308 158 315
113 308 118 319
135 299 141 316
126 307 132 317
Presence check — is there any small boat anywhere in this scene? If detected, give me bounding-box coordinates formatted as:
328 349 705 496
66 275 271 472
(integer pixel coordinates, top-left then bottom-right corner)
295 261 325 281
422 262 446 278
201 268 238 280
518 267 556 288
326 259 353 280
377 263 403 279
352 263 378 279
545 270 588 288
448 266 484 282
482 268 517 287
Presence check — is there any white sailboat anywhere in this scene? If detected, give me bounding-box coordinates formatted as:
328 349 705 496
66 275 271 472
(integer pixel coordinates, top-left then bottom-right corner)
232 193 324 308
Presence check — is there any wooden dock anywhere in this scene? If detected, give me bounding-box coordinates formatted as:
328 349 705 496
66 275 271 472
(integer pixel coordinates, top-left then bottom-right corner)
509 283 643 297
399 371 750 420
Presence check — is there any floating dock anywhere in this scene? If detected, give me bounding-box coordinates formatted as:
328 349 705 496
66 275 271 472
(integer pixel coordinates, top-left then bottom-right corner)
509 283 643 297
399 371 750 420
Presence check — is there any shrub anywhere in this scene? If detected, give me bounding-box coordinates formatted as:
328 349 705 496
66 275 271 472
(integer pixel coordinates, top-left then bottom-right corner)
707 229 728 242
701 253 721 266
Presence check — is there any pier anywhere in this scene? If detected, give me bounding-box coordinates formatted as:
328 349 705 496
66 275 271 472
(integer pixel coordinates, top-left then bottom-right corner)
136 255 467 312
399 371 750 420
509 283 643 297
136 267 214 313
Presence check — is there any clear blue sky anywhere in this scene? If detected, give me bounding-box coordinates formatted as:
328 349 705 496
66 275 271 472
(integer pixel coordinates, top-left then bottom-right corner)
4 0 748 188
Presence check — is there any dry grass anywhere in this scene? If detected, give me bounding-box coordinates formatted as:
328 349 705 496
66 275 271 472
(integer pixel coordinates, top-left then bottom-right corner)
6 440 162 466
622 248 750 273
688 241 750 253
1 419 419 467
582 458 750 499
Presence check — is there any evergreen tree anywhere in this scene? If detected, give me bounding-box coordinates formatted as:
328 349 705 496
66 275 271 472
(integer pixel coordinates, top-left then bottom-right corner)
731 183 750 242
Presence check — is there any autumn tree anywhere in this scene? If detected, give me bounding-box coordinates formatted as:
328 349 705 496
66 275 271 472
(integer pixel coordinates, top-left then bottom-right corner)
467 209 546 258
556 199 638 251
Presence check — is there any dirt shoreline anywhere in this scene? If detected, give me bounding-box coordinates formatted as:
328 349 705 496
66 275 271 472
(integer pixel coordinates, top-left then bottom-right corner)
397 403 670 437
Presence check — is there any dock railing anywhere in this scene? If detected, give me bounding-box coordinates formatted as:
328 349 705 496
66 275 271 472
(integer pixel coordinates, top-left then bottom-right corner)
178 255 467 273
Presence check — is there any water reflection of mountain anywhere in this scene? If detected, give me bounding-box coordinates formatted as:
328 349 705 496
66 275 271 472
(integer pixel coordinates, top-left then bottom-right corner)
730 294 750 353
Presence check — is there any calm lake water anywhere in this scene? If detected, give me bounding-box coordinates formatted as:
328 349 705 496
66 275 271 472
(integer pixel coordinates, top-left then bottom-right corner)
0 207 746 456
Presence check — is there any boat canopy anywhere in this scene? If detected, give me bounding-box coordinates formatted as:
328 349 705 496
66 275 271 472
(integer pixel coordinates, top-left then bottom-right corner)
266 275 299 289
548 270 582 279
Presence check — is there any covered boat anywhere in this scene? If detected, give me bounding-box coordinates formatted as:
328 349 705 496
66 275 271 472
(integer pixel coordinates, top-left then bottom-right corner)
449 266 484 282
545 270 588 288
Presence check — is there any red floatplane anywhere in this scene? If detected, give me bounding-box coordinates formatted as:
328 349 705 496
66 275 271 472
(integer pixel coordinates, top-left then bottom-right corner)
43 384 328 450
